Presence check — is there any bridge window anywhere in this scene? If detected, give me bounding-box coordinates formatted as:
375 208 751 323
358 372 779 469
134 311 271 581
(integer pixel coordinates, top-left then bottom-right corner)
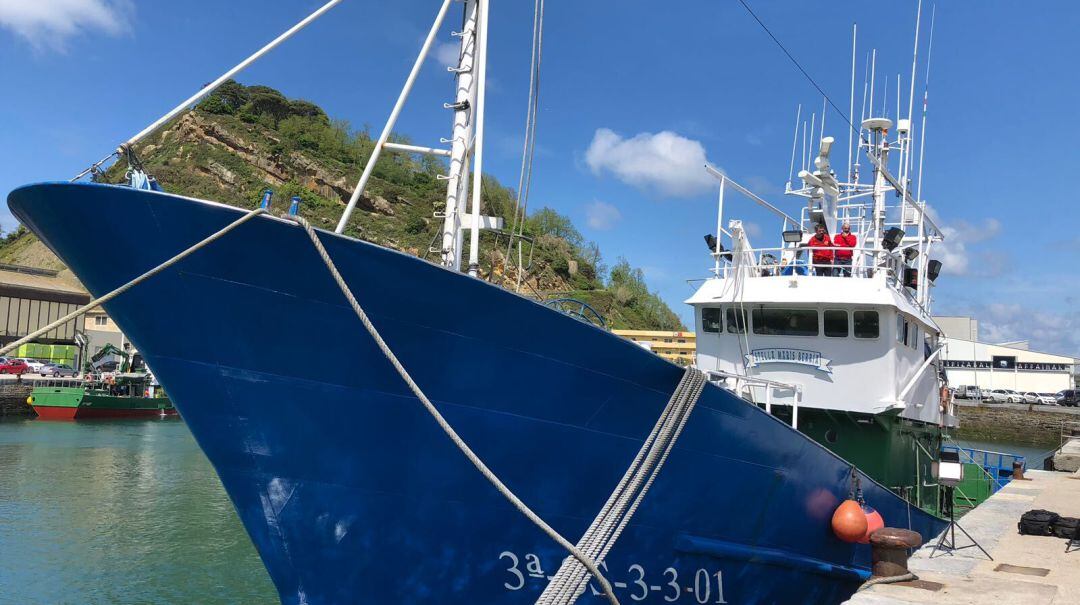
702 308 721 333
854 310 879 338
824 310 848 338
725 307 747 334
751 308 818 336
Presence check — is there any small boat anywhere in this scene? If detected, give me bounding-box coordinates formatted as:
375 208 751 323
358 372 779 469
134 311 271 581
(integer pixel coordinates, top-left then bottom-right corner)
28 373 175 420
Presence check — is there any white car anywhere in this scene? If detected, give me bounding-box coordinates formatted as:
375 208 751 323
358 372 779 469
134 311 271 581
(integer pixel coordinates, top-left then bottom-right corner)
986 389 1011 403
1037 393 1058 405
1002 389 1026 403
1021 391 1041 404
16 358 48 372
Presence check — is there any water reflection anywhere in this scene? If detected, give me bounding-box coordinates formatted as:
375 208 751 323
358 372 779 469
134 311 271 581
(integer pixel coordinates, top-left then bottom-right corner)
0 418 276 604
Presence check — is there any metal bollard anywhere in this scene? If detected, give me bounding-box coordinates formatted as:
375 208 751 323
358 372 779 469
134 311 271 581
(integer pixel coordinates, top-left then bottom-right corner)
869 528 922 578
1012 461 1026 480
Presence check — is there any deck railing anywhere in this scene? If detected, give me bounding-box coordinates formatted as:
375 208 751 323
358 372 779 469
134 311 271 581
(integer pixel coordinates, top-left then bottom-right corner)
706 369 804 428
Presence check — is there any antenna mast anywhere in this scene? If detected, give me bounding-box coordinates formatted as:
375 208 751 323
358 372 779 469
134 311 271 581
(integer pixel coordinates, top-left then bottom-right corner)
846 24 857 188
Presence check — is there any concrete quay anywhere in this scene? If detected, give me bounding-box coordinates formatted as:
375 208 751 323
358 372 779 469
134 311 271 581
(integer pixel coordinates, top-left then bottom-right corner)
844 469 1080 605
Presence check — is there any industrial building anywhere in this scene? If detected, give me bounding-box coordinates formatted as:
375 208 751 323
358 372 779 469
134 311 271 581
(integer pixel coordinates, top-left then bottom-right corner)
0 263 90 365
613 329 696 366
935 315 1077 394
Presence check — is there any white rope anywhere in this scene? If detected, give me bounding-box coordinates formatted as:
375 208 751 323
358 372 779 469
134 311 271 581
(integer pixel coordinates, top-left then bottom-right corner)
286 215 620 604
0 207 267 358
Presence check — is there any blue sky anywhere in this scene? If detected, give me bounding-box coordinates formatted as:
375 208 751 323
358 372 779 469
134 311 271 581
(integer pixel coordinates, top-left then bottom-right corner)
1 1 1077 357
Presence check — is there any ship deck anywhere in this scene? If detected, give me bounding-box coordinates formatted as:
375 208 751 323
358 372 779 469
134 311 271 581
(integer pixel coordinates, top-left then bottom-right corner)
844 469 1080 604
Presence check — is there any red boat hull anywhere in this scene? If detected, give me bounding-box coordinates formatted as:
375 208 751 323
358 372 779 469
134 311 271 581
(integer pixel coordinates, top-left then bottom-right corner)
31 405 178 420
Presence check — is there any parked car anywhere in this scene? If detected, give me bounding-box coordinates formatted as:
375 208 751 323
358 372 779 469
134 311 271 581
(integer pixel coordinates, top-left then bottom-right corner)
1037 393 1058 405
1056 390 1079 407
16 358 48 372
1002 389 1026 403
40 363 77 377
985 389 1011 403
1021 391 1041 404
0 358 29 374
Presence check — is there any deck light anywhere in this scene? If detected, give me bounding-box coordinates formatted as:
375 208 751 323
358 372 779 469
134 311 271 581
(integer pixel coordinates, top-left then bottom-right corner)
782 230 804 243
926 260 942 282
903 247 919 262
704 234 718 252
882 227 905 251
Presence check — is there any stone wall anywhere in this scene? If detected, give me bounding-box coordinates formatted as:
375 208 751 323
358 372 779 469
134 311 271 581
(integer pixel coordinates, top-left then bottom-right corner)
0 383 34 417
954 402 1080 446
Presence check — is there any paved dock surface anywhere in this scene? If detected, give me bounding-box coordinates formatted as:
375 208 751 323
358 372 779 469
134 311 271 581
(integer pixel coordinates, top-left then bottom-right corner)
844 469 1080 605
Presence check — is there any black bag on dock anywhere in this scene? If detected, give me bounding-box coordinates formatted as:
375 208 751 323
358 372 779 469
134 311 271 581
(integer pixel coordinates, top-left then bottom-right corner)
1018 509 1059 536
1051 516 1080 539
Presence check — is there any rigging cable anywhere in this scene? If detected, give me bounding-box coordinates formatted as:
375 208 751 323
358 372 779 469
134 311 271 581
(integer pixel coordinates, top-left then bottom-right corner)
502 0 544 289
736 0 865 143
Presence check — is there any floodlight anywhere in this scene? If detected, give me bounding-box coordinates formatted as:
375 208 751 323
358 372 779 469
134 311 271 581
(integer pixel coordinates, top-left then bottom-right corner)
932 450 964 487
903 247 919 262
882 227 905 251
903 267 918 289
782 230 804 244
927 260 943 282
704 234 718 252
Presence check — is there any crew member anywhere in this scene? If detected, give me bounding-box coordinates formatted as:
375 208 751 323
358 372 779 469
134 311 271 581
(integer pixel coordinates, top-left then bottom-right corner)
807 223 834 276
833 221 857 277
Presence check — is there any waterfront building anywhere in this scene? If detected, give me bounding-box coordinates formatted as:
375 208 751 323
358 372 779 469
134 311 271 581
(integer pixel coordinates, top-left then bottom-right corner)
941 337 1075 394
934 315 1077 394
0 263 89 366
612 329 696 366
83 308 140 367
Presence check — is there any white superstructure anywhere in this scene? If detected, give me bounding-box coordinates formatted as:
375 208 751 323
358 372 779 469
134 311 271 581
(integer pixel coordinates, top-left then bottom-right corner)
688 16 955 430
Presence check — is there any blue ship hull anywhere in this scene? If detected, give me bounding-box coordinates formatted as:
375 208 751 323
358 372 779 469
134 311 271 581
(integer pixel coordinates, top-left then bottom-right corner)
9 183 946 604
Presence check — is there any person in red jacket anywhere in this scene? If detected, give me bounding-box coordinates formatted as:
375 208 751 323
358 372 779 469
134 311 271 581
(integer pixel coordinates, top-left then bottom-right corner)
833 221 857 277
806 223 834 276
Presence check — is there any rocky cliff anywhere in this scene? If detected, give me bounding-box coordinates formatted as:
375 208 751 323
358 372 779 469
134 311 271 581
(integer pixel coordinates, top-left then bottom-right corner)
3 81 683 331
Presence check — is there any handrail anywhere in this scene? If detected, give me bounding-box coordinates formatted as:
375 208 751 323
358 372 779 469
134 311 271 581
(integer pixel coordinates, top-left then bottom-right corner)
896 345 943 405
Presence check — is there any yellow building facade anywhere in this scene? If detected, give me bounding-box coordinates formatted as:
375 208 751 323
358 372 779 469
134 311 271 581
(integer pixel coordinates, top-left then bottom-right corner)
613 330 696 366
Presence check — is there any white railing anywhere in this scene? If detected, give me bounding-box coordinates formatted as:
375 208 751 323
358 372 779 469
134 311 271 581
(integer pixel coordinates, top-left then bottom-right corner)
706 369 804 428
714 245 900 280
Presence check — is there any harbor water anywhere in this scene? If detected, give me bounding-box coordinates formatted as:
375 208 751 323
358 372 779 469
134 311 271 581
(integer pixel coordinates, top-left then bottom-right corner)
0 417 1051 604
0 418 276 605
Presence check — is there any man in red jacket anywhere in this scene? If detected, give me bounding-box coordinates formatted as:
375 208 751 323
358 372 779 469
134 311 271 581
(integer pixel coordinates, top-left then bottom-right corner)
833 221 857 277
806 223 834 276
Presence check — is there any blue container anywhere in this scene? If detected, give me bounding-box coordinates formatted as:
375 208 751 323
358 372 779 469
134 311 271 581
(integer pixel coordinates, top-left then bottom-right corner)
288 196 300 216
259 189 273 210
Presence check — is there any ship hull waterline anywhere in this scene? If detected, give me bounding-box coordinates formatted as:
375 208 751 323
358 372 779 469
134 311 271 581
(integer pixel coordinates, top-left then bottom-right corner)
9 183 947 605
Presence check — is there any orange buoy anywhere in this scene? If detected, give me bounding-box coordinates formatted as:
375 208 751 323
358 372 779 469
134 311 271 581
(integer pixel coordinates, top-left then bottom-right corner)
858 504 885 544
831 499 868 543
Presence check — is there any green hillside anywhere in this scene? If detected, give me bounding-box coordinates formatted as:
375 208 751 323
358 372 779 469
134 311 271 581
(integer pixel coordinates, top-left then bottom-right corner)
3 81 683 331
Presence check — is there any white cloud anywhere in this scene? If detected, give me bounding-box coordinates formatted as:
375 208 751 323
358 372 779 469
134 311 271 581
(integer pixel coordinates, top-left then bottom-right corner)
0 0 132 51
585 128 716 198
584 200 621 231
432 41 459 68
935 217 1003 276
976 303 1080 358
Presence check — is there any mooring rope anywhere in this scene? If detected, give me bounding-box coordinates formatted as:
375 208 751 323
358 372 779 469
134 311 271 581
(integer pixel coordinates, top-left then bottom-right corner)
286 215 625 604
538 369 706 604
